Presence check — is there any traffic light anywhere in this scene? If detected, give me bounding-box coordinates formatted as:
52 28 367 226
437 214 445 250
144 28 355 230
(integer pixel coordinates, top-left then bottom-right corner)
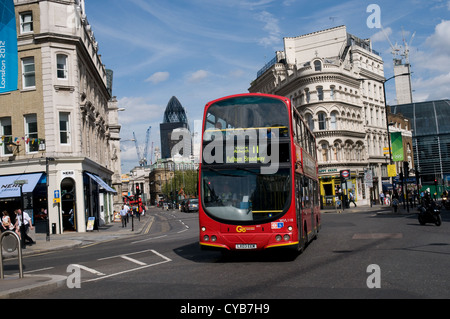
135 184 140 197
403 161 409 178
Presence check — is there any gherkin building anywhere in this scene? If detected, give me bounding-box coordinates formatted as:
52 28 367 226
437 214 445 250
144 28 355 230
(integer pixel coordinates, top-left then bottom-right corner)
163 96 189 124
160 96 191 159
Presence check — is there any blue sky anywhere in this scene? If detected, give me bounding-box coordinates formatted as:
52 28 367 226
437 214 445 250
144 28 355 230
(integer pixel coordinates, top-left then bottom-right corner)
84 0 450 173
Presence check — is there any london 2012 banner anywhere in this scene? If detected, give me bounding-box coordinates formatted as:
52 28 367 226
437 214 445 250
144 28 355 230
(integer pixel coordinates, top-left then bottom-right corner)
391 132 404 162
0 0 18 93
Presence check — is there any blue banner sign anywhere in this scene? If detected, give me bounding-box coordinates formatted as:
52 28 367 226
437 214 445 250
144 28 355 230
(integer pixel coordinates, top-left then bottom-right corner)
0 0 18 93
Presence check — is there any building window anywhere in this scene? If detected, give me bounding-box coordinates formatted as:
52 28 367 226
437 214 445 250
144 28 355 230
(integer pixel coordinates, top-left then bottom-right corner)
317 86 324 101
57 54 68 79
20 12 33 34
59 112 71 144
314 60 322 71
330 86 335 100
24 114 39 153
22 57 35 89
306 114 314 131
330 112 337 130
333 143 340 161
318 112 327 130
0 117 12 156
305 89 310 103
321 143 328 162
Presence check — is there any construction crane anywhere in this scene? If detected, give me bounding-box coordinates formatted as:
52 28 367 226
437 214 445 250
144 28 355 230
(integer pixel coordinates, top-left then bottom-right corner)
133 126 151 166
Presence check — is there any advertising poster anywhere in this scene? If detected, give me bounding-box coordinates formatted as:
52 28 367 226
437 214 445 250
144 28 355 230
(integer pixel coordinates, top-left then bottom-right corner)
0 0 18 93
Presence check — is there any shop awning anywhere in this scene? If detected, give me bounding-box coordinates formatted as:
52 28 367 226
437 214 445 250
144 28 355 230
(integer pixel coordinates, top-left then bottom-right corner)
0 173 44 198
86 172 117 194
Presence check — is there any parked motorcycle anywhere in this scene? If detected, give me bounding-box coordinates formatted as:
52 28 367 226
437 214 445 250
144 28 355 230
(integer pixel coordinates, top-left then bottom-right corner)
418 201 442 226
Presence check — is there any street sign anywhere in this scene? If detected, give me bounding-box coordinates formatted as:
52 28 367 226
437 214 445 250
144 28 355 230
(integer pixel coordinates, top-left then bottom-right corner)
53 190 61 203
340 170 350 180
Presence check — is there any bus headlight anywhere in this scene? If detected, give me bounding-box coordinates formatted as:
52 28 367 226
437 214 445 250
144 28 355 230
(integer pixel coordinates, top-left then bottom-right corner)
275 235 282 242
201 226 206 232
283 234 290 241
211 235 217 242
288 226 293 231
203 235 210 241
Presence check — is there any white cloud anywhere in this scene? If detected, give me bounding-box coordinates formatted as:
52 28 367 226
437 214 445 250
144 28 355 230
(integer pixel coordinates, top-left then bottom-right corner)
426 20 450 51
145 71 170 84
187 70 209 82
413 72 450 101
409 20 450 101
118 96 164 126
370 27 392 43
255 11 281 47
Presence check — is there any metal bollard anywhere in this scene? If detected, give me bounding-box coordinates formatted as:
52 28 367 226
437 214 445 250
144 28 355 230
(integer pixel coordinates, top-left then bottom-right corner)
0 231 23 279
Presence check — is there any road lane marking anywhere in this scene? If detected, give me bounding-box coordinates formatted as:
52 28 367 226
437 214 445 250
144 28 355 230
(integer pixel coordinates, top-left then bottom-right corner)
352 233 403 239
84 250 171 283
131 235 167 244
24 267 54 274
72 264 105 276
120 255 147 266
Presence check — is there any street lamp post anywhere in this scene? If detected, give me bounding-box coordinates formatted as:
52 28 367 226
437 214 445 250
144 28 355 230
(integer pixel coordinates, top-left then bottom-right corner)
382 72 411 209
359 72 411 204
45 157 55 241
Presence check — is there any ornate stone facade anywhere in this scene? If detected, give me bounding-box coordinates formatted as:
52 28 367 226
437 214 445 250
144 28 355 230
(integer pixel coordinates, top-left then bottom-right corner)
249 26 388 206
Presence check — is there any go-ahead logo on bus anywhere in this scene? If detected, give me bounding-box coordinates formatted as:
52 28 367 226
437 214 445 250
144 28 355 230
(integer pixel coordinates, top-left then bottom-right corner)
236 226 255 233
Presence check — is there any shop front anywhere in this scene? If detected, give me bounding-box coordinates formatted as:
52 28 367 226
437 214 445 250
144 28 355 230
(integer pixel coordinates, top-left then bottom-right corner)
0 172 48 233
319 169 369 208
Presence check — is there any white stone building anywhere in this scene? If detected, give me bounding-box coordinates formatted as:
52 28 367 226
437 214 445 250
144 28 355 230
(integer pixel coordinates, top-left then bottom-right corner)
249 26 389 206
0 0 120 233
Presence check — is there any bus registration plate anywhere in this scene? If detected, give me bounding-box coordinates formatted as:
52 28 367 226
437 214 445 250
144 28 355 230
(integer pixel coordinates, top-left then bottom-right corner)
236 244 257 249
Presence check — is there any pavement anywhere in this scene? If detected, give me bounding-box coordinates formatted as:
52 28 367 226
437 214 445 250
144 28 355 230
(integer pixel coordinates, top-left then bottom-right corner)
321 202 418 215
0 203 416 298
0 209 156 299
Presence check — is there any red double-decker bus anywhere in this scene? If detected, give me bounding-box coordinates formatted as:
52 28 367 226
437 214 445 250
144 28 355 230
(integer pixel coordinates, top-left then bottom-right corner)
199 93 320 253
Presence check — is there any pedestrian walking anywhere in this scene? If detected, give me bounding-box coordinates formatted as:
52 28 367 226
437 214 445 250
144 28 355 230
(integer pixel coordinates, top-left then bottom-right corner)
392 193 399 213
16 209 35 246
349 191 357 207
120 205 128 227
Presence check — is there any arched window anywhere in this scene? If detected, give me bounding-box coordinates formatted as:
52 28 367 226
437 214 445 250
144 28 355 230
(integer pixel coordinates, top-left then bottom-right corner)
318 112 327 130
314 60 322 71
330 111 337 130
330 85 335 100
317 86 324 101
321 143 328 162
306 113 314 131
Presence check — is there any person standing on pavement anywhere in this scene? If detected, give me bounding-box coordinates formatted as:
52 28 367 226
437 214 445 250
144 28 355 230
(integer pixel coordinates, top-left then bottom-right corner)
1 211 14 233
15 209 35 245
120 205 128 227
